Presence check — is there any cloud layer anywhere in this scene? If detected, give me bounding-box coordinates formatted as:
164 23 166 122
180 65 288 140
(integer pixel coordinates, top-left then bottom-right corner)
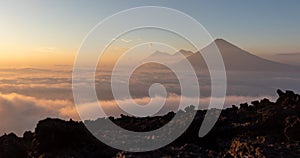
0 92 77 135
0 91 276 136
0 66 299 136
76 94 276 120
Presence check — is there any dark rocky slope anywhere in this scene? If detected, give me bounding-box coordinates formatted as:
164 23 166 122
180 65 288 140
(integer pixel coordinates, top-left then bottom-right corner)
0 89 299 158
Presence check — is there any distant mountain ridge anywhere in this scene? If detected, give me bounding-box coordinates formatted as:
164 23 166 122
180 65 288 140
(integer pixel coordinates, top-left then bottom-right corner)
143 49 194 64
183 39 299 71
144 39 299 71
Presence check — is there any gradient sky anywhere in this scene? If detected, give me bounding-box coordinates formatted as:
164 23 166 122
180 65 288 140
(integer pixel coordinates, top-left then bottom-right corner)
1 0 300 66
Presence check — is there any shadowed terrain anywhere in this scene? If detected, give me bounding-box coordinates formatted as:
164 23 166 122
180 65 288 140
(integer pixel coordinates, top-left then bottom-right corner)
0 89 299 157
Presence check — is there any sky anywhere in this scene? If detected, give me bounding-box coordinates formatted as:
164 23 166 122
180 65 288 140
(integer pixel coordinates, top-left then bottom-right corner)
0 0 300 66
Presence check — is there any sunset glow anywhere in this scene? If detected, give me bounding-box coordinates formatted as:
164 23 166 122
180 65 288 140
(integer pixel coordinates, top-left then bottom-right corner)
0 0 300 140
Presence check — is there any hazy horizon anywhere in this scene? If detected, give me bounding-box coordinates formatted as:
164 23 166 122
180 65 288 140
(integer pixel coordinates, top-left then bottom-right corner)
1 39 300 135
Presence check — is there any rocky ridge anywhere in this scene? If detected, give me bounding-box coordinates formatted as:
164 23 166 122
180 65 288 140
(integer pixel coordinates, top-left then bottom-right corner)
0 89 299 158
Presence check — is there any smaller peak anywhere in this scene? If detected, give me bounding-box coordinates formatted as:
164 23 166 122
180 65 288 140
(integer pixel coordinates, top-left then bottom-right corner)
175 49 194 57
148 51 172 58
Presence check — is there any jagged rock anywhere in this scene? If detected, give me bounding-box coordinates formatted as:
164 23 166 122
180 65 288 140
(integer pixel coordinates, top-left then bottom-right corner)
260 98 271 105
240 103 248 109
277 89 284 97
251 100 259 106
284 116 300 141
0 90 299 157
0 133 27 158
227 139 265 158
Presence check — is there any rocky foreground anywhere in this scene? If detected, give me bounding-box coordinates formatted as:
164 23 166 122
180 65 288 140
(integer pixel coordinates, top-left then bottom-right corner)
0 90 299 158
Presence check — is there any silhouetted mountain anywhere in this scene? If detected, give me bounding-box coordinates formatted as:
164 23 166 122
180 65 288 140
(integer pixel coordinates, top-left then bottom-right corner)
184 39 299 71
143 50 194 64
0 90 299 157
175 49 194 57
